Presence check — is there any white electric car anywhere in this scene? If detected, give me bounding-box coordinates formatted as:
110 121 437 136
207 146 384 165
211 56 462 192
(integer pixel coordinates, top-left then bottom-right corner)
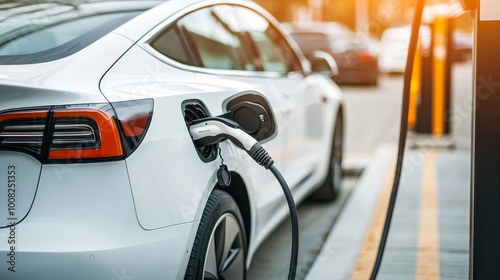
0 1 344 279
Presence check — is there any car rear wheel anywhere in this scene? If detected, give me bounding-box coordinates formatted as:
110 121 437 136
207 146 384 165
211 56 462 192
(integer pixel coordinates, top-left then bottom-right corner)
185 190 247 280
311 113 343 201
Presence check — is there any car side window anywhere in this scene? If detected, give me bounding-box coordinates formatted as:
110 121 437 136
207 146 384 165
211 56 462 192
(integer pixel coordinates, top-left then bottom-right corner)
151 6 254 71
151 26 192 65
233 6 302 75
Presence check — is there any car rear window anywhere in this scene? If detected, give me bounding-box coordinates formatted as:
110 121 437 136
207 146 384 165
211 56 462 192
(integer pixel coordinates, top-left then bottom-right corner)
290 32 331 55
0 2 153 65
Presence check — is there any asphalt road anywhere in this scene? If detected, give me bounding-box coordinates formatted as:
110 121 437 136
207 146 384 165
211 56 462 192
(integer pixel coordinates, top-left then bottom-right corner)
342 74 403 160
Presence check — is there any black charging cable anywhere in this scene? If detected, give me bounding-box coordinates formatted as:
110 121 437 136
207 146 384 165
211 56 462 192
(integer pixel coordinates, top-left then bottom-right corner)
269 164 299 280
189 117 298 280
244 144 299 280
369 0 426 278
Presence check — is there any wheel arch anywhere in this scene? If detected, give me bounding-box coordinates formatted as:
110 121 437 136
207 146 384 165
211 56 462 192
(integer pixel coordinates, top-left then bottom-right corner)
337 103 345 145
337 101 344 122
220 172 252 251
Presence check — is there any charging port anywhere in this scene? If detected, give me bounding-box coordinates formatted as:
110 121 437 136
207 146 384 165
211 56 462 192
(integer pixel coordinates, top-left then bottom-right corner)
182 100 218 162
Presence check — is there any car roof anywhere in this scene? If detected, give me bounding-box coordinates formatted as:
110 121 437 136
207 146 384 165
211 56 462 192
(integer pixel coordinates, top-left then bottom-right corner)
0 0 287 45
0 0 308 68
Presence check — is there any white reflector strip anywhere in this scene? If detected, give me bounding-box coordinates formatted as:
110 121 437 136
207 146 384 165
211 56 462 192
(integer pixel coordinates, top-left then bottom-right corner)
0 124 44 145
51 123 97 146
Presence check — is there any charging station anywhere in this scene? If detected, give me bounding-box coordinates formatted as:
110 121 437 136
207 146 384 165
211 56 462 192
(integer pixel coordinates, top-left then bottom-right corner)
470 0 500 278
400 0 500 277
411 0 500 277
410 0 500 277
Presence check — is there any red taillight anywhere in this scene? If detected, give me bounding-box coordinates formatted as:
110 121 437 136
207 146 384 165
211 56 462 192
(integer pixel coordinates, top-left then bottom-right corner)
48 107 123 160
0 99 153 162
358 52 375 63
121 113 150 137
112 99 154 156
0 110 48 156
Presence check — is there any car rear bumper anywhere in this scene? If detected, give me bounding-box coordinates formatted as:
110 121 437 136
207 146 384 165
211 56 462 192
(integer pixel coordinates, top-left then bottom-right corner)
334 68 379 85
0 161 196 279
0 221 195 279
0 224 191 280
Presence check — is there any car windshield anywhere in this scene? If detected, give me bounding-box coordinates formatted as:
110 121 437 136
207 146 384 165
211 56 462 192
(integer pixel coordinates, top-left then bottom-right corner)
0 1 159 64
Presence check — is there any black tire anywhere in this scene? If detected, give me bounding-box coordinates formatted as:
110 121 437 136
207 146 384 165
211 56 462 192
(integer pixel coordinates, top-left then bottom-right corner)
310 113 343 201
185 190 247 280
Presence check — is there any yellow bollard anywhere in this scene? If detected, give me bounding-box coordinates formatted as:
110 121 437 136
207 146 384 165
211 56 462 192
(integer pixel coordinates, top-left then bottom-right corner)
409 42 422 129
432 16 448 137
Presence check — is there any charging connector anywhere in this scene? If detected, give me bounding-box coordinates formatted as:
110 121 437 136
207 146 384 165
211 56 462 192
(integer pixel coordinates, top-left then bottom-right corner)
190 117 274 169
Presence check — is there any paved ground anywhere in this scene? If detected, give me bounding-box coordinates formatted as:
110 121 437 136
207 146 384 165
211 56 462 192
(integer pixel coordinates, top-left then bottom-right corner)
342 74 403 161
306 61 472 280
306 147 470 280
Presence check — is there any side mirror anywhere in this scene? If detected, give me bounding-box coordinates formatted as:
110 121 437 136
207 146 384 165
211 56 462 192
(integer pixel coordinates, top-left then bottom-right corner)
310 51 339 77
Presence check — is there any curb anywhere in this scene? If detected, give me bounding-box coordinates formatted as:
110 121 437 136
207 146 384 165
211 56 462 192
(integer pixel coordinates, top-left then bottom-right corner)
305 145 396 280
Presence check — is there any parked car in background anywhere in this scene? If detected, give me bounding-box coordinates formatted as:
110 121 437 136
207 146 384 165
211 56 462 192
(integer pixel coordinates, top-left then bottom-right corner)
282 21 380 85
0 0 344 279
379 25 413 74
